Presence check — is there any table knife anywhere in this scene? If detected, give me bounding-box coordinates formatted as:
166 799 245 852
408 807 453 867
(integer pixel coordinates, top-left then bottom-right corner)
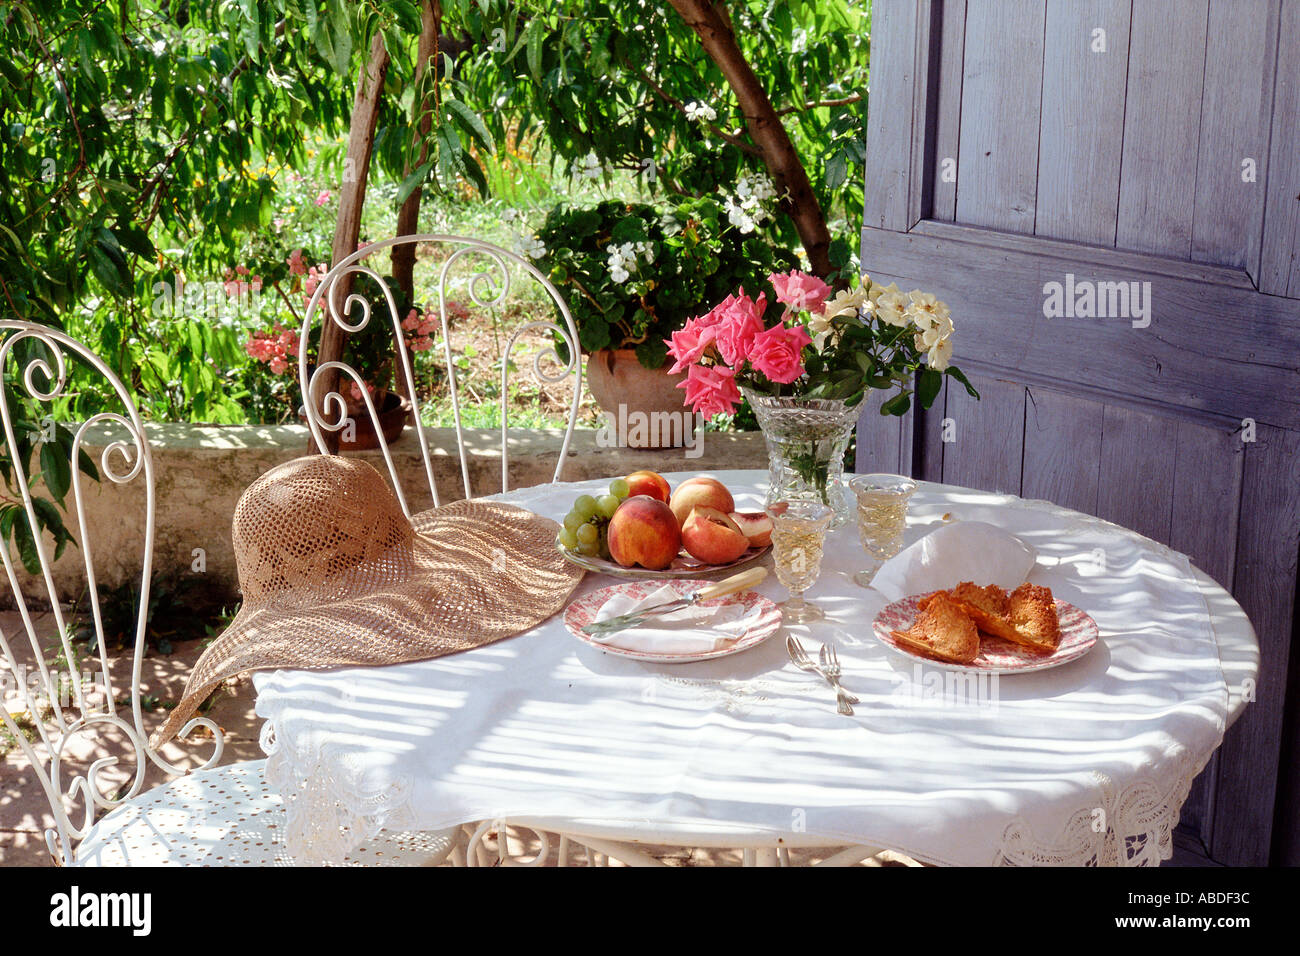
582 566 769 638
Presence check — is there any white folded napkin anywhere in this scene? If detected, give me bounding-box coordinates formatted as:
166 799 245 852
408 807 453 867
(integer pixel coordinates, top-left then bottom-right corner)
591 585 761 654
870 520 1037 602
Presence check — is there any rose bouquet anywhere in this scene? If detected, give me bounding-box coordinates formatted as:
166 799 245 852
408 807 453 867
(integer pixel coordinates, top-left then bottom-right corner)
665 268 977 417
665 269 979 516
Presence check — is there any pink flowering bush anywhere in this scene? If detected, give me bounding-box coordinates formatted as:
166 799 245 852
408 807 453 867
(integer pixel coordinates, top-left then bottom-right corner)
244 324 301 377
666 268 976 419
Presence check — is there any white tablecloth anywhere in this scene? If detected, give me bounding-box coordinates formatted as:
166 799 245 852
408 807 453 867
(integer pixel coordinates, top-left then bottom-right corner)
254 471 1238 866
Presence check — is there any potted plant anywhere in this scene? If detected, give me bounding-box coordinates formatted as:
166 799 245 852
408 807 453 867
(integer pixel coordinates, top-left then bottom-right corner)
243 251 433 449
527 195 797 447
666 269 980 521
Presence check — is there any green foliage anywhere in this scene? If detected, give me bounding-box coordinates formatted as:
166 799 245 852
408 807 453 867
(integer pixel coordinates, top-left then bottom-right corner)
0 0 493 424
452 0 870 255
0 0 866 429
0 376 100 576
532 197 797 368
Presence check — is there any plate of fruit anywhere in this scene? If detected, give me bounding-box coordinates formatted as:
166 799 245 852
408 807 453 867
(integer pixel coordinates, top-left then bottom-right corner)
555 470 772 578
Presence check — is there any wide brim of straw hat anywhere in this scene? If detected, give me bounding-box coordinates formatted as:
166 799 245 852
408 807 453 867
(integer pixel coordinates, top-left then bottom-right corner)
152 499 583 746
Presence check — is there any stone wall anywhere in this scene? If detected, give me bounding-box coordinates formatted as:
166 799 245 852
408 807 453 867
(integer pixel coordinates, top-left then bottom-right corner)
7 423 767 609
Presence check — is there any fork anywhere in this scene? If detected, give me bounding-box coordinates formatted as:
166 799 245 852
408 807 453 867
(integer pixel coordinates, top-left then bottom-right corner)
818 642 859 706
786 635 855 716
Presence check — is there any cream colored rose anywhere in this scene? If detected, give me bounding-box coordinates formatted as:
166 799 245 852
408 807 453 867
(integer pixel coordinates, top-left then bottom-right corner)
926 337 953 371
868 280 900 305
821 287 868 320
875 289 910 327
914 312 953 349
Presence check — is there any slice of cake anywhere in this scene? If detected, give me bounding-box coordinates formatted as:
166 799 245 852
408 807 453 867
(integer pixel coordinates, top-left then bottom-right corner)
891 592 980 664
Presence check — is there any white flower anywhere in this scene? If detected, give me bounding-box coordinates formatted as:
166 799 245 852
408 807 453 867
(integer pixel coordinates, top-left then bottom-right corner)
724 196 757 234
821 287 868 320
607 241 641 284
807 312 835 352
874 289 910 327
501 207 520 223
513 234 546 260
571 152 604 180
685 100 718 123
913 313 953 350
926 336 953 371
868 280 899 305
736 173 776 202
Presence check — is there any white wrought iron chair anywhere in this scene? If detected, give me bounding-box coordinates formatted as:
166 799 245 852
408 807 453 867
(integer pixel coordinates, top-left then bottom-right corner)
0 321 461 866
298 234 583 510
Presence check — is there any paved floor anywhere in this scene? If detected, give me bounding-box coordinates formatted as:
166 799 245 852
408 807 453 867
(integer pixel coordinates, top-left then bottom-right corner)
2 610 917 867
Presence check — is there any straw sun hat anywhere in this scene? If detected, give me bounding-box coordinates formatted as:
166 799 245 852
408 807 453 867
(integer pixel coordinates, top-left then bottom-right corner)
153 455 584 746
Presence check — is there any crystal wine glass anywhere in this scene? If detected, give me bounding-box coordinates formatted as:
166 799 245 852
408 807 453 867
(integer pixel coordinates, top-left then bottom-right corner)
849 474 917 587
766 500 834 623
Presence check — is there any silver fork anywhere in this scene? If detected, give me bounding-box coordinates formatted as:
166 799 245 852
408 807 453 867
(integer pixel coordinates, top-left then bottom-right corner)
786 635 855 716
818 642 859 706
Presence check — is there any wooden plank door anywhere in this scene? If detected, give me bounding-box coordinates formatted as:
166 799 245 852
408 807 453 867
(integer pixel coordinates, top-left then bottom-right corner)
855 0 1300 865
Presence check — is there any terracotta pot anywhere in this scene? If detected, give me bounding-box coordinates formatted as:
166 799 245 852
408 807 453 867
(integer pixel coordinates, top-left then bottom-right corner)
585 348 694 449
298 390 412 451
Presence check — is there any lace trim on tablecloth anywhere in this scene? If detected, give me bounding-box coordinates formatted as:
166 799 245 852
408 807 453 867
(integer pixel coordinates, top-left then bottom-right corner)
259 720 418 865
994 744 1209 866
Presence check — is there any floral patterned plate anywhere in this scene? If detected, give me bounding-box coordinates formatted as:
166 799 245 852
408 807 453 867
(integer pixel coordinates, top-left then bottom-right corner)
872 593 1099 674
564 578 782 664
558 544 770 579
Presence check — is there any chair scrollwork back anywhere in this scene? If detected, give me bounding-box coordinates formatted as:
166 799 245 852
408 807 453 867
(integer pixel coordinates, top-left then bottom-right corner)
0 321 223 865
297 235 584 512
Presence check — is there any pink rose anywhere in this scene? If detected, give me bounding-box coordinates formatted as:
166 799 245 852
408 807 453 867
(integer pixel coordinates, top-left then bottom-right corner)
748 323 811 384
769 270 831 314
691 295 736 331
677 363 742 418
664 323 717 374
287 249 307 276
713 292 767 366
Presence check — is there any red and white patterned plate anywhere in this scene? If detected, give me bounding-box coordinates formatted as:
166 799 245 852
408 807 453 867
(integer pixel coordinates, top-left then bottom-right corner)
871 593 1099 674
564 579 782 664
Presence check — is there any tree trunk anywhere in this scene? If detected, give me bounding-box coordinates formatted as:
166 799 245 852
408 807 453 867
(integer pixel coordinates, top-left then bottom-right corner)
314 32 391 453
391 0 441 302
388 0 441 420
667 0 833 278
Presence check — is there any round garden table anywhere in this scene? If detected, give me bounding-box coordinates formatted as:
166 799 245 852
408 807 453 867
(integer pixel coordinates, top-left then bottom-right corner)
252 470 1257 866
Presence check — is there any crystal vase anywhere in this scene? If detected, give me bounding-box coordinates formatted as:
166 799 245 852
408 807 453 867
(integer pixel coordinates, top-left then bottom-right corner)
743 387 859 525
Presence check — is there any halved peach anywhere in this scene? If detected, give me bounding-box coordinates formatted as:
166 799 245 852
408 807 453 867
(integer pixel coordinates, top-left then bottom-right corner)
729 511 773 548
681 506 750 565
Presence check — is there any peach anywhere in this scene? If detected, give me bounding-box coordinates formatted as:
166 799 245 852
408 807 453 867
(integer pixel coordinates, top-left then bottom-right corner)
607 496 682 570
681 506 751 565
625 469 671 503
729 511 773 548
668 476 735 527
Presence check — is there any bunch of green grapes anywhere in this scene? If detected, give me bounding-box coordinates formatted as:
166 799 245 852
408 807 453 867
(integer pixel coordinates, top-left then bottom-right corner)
557 478 632 557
